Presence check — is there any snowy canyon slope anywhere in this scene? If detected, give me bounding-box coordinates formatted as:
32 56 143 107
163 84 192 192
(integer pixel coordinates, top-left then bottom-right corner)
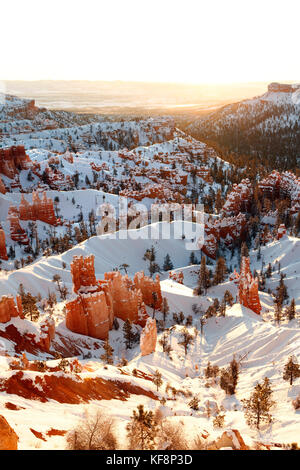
0 230 299 449
0 92 299 450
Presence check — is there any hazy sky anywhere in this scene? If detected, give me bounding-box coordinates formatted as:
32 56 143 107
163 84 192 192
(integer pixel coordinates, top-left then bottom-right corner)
1 0 299 83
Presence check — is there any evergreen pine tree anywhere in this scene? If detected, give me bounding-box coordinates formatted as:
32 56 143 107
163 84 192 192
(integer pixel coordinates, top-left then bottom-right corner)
242 377 275 430
123 319 135 349
224 290 234 307
189 251 198 265
286 298 296 321
100 338 114 364
188 396 200 411
283 356 300 386
163 254 173 271
195 256 210 295
126 405 158 450
274 298 283 326
213 257 227 285
179 327 194 356
153 370 163 391
161 297 170 322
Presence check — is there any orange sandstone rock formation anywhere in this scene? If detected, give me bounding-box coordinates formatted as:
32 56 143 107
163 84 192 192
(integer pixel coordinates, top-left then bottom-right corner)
277 224 287 239
104 271 147 326
201 233 218 259
0 145 31 179
19 191 58 226
38 316 56 352
0 175 6 194
0 229 8 260
201 213 247 259
66 291 110 340
134 272 162 310
66 256 162 340
259 170 300 214
0 415 18 450
71 255 97 294
210 429 249 450
238 257 261 315
7 206 29 245
169 270 184 284
140 317 157 356
0 295 23 323
222 179 253 216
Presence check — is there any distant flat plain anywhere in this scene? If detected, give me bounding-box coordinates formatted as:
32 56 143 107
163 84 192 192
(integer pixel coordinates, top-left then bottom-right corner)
3 80 267 117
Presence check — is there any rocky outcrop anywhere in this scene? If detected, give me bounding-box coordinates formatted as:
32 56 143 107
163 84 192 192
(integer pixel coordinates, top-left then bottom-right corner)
0 229 8 260
209 430 249 450
201 233 218 259
169 271 184 284
19 191 58 226
259 170 300 214
201 213 247 259
0 145 31 179
0 415 18 450
238 257 261 315
197 166 213 183
134 272 162 310
120 183 185 203
0 295 23 323
7 206 29 245
66 291 110 340
140 317 157 356
71 255 97 294
0 296 54 354
104 271 148 326
277 224 287 239
0 175 6 194
268 83 300 93
38 316 56 352
66 257 161 340
222 179 253 216
0 370 158 404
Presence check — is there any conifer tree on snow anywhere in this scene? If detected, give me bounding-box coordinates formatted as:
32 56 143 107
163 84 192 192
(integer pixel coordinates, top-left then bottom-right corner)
161 297 170 322
242 377 275 430
283 356 300 386
123 319 135 349
163 253 173 271
100 338 114 364
220 357 240 395
189 251 198 265
213 257 227 285
195 256 210 295
153 370 163 391
126 405 158 450
223 290 234 307
286 298 296 321
179 327 194 356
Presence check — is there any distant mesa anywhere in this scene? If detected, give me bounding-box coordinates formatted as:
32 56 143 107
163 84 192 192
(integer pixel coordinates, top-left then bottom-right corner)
268 82 300 93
